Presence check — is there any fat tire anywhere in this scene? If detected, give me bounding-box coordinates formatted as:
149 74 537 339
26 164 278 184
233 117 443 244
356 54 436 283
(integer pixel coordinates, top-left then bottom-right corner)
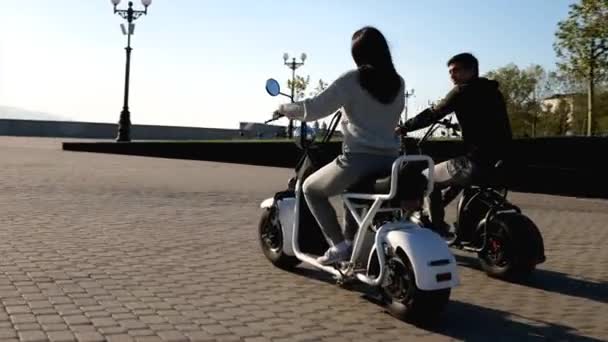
258 208 300 270
381 249 451 324
478 213 541 281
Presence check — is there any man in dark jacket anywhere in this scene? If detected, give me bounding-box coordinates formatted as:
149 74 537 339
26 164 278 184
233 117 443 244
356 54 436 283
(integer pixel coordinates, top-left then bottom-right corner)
400 53 513 238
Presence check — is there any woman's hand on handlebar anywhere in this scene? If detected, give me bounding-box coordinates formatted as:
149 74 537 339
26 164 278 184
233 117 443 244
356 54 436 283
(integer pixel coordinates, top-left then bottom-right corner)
272 110 284 120
264 110 284 124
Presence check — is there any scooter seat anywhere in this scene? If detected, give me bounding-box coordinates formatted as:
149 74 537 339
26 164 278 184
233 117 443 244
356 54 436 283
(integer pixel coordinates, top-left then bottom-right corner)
346 164 428 202
347 174 391 194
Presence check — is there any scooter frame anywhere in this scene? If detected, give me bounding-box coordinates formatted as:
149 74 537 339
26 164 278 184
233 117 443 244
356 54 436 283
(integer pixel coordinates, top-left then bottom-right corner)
263 153 459 290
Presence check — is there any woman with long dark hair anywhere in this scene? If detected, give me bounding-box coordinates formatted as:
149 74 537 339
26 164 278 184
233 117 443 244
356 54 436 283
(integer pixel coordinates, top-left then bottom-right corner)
275 26 405 265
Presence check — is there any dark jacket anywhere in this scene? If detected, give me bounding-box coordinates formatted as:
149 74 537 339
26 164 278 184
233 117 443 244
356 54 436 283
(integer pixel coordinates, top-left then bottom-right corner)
403 77 513 169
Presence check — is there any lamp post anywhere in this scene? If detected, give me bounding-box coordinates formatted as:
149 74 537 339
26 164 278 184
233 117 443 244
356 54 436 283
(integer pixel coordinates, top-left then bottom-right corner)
283 52 306 139
111 0 152 142
402 88 415 125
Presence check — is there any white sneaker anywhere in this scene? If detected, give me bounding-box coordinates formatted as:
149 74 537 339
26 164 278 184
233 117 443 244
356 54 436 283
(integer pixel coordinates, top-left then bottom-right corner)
316 243 351 265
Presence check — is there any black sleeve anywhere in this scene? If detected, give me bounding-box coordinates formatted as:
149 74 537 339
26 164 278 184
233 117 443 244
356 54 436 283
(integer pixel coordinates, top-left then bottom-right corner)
403 86 461 131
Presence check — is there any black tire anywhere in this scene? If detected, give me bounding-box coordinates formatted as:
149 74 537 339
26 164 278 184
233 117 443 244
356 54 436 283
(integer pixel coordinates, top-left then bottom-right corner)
478 213 541 281
381 249 450 324
258 208 300 270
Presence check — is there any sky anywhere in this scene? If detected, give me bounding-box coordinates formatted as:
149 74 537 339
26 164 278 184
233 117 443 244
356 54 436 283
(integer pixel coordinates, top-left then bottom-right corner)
0 0 575 129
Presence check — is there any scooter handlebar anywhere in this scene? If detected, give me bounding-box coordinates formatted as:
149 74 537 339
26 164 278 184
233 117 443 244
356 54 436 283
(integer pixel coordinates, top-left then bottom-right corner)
264 111 284 124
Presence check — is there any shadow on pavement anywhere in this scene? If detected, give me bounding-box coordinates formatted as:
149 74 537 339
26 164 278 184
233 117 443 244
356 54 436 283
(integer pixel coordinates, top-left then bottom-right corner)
424 299 603 342
289 261 604 341
455 253 608 304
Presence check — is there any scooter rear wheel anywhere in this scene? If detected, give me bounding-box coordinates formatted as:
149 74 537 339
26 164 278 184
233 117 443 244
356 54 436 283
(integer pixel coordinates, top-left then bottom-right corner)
258 208 300 270
478 214 538 281
381 249 450 324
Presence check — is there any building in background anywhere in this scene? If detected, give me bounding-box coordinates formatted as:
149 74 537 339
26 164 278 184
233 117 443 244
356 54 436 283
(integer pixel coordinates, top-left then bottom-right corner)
541 93 577 136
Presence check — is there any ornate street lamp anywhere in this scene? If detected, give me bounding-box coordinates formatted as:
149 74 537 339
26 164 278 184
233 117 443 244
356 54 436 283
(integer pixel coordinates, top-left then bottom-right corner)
111 0 152 142
283 52 306 139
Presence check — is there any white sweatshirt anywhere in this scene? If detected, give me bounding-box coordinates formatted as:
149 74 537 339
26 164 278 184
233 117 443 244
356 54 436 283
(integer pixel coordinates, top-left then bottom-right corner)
278 69 404 156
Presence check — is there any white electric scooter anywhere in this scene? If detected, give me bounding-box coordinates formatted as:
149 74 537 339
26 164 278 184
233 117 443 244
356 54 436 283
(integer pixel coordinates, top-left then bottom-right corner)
258 79 460 323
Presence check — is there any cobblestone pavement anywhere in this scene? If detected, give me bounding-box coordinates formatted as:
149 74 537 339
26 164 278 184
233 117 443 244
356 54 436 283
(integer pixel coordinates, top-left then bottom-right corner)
0 137 606 342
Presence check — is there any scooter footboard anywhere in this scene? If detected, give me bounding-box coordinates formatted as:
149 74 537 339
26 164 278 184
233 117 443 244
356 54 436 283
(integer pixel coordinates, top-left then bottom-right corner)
385 229 460 291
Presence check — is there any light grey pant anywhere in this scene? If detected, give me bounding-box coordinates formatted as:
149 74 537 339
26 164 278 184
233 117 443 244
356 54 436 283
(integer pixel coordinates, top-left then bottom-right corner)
302 152 397 246
422 156 475 225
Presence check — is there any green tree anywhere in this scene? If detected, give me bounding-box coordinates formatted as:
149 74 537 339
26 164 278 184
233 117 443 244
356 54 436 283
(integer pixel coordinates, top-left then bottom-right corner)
287 75 311 101
310 79 329 96
554 0 608 136
592 87 608 134
287 76 329 100
484 64 549 137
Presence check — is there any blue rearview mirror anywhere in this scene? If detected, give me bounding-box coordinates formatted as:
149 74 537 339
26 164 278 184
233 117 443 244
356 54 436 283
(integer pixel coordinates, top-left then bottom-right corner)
265 78 280 97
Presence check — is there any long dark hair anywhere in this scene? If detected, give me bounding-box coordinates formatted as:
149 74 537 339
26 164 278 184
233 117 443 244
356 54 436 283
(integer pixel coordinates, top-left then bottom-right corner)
351 26 401 104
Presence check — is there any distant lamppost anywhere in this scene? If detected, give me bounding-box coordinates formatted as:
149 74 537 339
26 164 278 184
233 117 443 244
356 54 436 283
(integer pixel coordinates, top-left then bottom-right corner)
111 0 152 142
402 88 415 125
283 52 306 139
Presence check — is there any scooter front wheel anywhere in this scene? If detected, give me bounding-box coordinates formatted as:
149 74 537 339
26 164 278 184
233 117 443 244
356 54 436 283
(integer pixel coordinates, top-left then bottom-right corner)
381 249 450 324
258 208 300 270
